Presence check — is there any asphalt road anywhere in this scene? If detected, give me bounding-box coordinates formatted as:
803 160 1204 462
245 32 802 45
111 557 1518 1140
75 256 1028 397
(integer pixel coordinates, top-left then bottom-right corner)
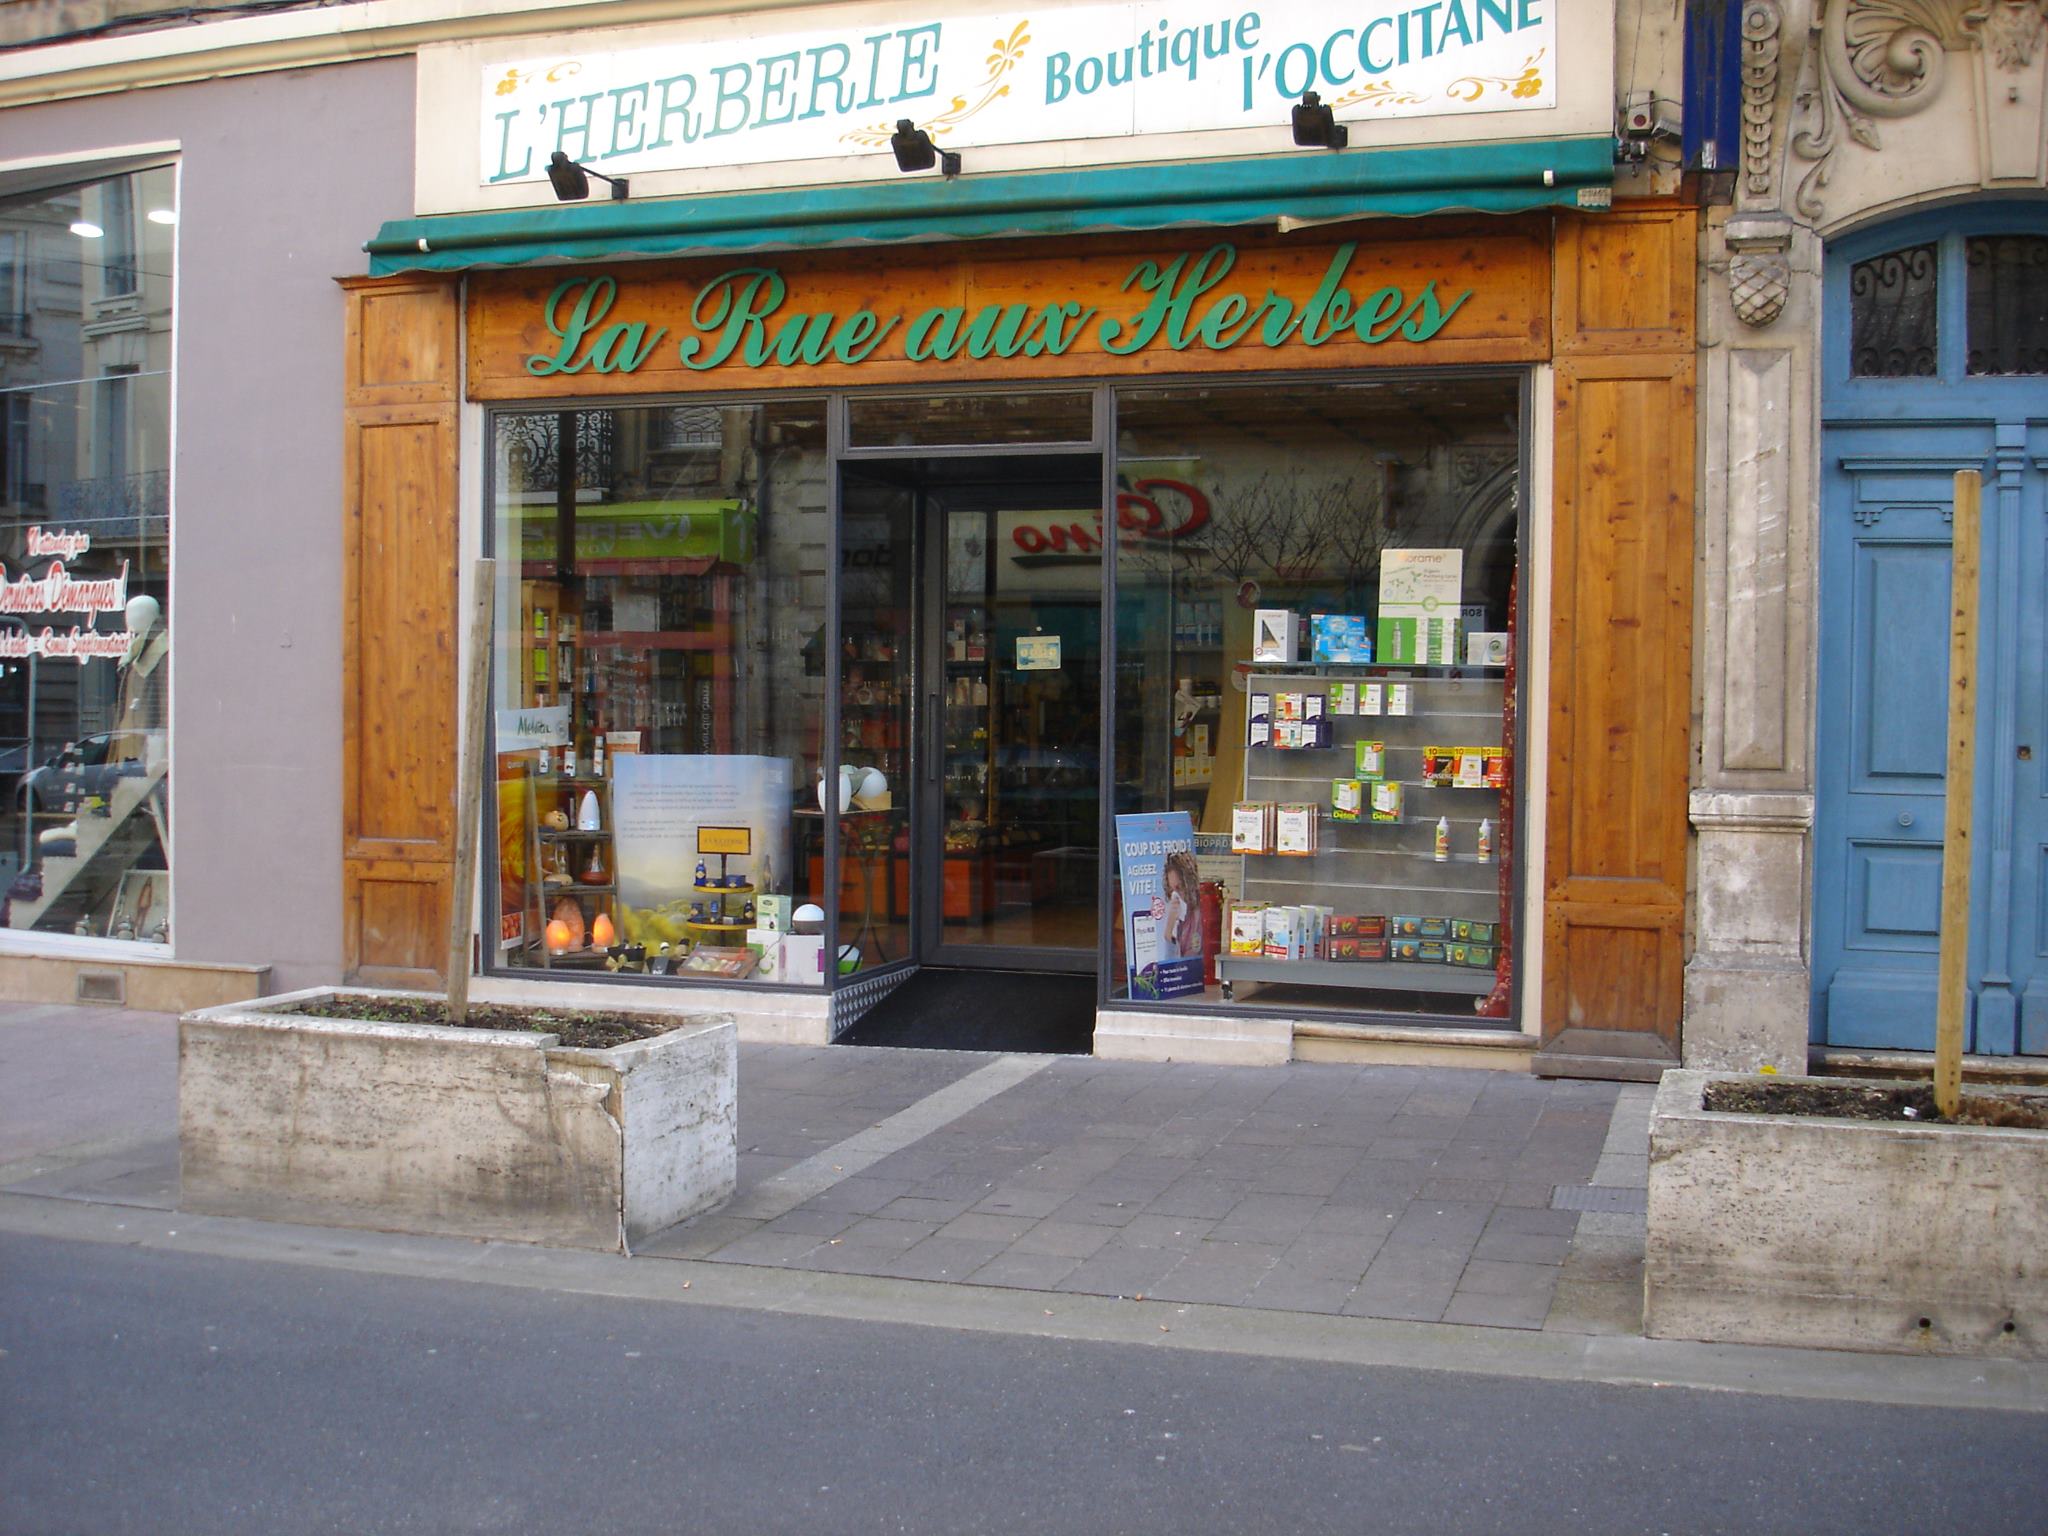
3 1232 2041 1536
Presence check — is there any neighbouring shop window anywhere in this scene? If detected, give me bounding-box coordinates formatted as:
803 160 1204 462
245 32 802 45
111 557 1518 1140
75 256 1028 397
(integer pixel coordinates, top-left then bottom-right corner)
1849 242 1938 377
489 401 830 984
0 166 174 944
1965 235 2048 376
1111 376 1522 1023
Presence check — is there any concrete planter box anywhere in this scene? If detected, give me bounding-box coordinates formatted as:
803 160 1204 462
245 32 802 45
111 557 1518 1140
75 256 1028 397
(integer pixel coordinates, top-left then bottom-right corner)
179 988 737 1254
1646 1069 2046 1358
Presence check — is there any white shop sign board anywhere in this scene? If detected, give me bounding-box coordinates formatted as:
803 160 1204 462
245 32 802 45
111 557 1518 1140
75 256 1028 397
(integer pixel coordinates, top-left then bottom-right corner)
455 0 1575 199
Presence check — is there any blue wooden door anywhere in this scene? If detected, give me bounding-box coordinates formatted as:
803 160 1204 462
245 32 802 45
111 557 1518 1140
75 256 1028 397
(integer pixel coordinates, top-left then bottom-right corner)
1813 210 2048 1055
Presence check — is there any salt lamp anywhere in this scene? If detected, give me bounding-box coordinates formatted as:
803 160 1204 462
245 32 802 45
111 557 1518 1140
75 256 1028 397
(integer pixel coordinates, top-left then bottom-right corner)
545 918 572 955
591 911 616 948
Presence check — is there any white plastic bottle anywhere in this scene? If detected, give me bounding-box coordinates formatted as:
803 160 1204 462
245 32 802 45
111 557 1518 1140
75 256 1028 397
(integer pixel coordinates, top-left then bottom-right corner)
1434 816 1450 861
1477 818 1494 862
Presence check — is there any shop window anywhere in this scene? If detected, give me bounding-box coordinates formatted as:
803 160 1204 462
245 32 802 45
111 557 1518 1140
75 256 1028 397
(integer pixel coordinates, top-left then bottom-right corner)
1110 376 1522 1024
1965 235 2048 376
1848 242 1938 377
0 165 175 943
488 401 832 985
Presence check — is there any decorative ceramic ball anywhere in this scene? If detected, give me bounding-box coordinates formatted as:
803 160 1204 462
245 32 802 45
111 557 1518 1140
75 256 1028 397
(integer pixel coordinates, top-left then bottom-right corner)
837 943 861 975
855 767 887 805
792 903 825 935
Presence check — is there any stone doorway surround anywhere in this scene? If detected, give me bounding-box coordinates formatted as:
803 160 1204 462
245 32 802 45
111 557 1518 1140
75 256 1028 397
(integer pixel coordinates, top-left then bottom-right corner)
1686 0 2048 1072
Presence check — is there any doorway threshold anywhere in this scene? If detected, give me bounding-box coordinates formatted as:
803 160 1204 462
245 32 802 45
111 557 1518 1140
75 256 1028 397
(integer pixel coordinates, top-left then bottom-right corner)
837 967 1096 1054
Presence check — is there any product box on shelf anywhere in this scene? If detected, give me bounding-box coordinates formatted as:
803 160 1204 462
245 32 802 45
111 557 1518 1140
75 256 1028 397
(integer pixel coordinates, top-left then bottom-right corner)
1448 942 1497 969
1466 631 1510 667
1247 692 1272 748
1231 801 1274 854
1310 614 1372 664
1376 614 1458 667
1329 682 1357 715
1370 782 1403 822
1361 682 1384 716
1392 915 1452 940
1275 804 1317 855
1227 902 1267 955
1331 779 1364 822
755 894 792 933
1252 610 1301 665
1275 691 1303 722
1355 740 1385 779
1452 918 1498 944
1386 683 1413 716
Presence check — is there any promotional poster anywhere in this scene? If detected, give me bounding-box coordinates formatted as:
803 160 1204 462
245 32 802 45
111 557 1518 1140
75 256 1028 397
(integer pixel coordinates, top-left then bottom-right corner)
1114 810 1204 1000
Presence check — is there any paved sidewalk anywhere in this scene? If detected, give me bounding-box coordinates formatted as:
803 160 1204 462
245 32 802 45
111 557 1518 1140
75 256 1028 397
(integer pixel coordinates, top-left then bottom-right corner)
0 1003 1654 1336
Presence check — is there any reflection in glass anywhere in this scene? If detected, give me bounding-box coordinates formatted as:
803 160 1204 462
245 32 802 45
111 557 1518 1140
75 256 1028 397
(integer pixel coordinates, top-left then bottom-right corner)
0 165 174 943
847 391 1094 449
1849 243 1938 377
1965 235 2048 376
489 401 830 985
1111 376 1523 1024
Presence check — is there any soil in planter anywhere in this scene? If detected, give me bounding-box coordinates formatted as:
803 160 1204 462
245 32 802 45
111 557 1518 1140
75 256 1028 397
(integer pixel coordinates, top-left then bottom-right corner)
1705 1079 2048 1131
284 997 689 1051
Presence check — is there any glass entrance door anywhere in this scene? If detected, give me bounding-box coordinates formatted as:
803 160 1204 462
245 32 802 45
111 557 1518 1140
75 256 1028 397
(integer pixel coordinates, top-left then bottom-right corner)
923 461 1103 970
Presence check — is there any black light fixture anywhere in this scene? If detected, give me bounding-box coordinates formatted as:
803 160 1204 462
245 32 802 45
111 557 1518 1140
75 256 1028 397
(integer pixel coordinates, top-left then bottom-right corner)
1291 91 1347 150
547 150 630 201
890 119 960 178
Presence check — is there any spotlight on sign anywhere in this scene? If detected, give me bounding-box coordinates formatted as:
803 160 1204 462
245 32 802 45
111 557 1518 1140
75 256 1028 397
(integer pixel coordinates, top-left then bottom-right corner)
890 120 961 178
1291 91 1347 150
547 151 630 202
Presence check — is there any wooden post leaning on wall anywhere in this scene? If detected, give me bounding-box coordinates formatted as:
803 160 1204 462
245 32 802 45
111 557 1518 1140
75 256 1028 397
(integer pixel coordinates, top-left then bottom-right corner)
340 275 463 987
1536 205 1698 1079
1934 471 1981 1118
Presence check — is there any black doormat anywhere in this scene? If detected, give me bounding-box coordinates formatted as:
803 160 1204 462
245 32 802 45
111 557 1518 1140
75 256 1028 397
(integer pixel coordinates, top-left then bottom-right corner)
839 968 1096 1054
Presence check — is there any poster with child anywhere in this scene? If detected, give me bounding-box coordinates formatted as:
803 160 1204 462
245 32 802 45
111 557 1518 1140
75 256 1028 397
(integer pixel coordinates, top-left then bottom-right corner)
1114 811 1204 1000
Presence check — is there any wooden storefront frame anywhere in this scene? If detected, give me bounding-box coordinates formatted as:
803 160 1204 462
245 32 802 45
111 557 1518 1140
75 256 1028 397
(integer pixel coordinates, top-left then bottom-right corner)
343 207 1700 1070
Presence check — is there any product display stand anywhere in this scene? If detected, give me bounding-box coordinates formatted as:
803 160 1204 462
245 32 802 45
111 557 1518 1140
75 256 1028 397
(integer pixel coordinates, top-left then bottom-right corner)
794 805 899 965
526 772 615 970
685 851 755 947
1219 665 1507 1003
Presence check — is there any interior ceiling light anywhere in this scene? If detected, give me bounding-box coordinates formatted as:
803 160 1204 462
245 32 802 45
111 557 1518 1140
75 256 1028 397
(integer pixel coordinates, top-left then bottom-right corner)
69 220 104 239
890 120 961 178
1291 91 1348 150
546 151 629 202
146 208 177 225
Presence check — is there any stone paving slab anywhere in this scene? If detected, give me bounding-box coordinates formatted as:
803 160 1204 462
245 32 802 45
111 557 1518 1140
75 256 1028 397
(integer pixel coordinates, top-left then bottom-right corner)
650 1048 1629 1332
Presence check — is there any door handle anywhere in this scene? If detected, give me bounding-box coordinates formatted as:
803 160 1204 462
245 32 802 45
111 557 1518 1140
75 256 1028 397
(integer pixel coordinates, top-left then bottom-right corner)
927 693 940 782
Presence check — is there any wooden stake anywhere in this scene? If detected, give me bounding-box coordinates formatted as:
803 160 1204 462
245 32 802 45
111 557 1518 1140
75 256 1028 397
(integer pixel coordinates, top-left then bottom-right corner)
1934 474 1978 1119
447 558 497 1026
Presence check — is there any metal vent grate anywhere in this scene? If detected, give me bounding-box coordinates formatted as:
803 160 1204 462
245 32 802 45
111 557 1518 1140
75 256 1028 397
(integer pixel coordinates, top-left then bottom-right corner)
75 968 126 1006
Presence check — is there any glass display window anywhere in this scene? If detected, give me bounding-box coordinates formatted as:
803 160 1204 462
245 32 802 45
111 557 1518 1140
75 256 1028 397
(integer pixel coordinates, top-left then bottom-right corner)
1109 374 1524 1024
0 165 175 944
488 400 831 985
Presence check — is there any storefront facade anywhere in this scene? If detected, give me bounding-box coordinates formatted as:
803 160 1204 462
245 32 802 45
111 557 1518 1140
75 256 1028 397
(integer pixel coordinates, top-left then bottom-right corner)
1686 1 2048 1073
341 0 1698 1072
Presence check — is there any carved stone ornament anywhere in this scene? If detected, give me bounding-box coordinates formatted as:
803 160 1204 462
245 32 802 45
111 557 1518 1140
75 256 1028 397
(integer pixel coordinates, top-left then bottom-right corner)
1789 1 2048 217
1730 251 1794 325
1743 2 1786 202
1963 1 2048 68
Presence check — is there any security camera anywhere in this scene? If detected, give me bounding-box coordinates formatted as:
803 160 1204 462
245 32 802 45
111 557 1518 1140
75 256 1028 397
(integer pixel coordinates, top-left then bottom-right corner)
1621 101 1681 142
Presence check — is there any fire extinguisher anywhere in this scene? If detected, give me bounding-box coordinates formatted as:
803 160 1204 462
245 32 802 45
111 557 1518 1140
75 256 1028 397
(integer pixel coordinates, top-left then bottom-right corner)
1199 881 1224 988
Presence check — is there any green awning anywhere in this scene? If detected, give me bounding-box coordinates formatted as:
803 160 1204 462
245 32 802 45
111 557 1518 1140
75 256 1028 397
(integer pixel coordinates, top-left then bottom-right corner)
366 136 1611 276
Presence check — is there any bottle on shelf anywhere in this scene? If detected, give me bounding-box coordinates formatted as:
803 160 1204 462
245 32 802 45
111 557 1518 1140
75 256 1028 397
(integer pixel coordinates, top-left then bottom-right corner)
580 841 607 884
695 858 709 887
1477 818 1493 862
536 743 552 776
1434 816 1450 861
563 738 578 777
592 732 607 779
